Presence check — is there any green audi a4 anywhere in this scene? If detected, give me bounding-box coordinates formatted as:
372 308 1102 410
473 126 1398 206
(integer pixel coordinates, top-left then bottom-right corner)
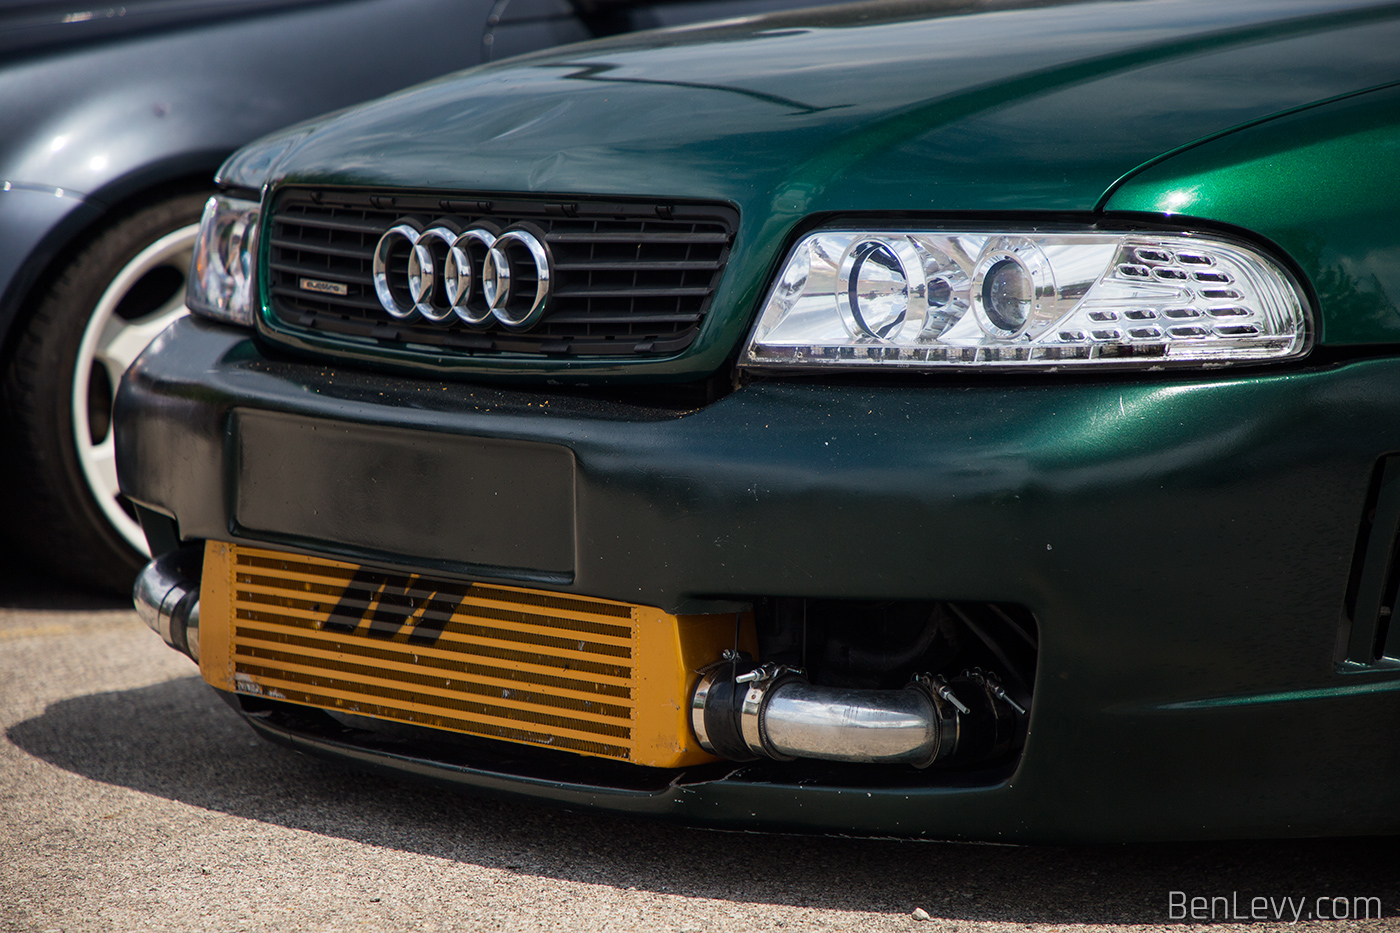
115 0 1400 840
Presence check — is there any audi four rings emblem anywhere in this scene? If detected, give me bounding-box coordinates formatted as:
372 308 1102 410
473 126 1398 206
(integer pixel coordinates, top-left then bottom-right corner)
370 219 553 331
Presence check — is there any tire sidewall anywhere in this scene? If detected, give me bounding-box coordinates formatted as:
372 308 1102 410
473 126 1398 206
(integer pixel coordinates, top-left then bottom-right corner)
0 191 211 592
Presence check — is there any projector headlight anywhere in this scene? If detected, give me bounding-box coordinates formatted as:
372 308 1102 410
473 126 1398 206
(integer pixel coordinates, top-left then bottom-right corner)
740 227 1310 370
186 195 260 328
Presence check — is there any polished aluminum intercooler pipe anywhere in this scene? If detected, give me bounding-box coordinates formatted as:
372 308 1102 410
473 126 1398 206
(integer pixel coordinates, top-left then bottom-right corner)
690 660 1023 767
133 550 203 663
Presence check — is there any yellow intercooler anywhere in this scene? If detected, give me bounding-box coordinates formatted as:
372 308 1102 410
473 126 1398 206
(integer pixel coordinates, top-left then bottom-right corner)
198 542 751 768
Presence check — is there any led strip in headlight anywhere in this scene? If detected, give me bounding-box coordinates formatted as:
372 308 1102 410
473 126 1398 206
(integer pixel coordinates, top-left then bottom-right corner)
740 228 1311 370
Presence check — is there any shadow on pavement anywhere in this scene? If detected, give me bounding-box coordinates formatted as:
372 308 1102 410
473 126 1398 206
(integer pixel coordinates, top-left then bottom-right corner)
9 676 1400 924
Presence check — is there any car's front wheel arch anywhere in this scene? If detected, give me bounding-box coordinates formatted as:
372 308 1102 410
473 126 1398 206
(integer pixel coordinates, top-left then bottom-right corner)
0 184 215 592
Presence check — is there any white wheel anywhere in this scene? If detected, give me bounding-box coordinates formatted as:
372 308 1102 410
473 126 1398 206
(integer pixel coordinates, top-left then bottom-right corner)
71 225 197 555
1 192 210 592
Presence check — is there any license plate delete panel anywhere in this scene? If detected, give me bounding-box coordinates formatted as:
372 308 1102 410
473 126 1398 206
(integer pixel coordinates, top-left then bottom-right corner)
232 410 575 576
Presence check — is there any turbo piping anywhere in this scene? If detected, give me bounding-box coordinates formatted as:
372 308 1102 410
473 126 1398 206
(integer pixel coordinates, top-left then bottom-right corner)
133 550 202 662
691 659 1022 767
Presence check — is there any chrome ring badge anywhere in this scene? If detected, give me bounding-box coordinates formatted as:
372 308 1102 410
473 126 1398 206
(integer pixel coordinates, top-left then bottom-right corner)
372 219 552 330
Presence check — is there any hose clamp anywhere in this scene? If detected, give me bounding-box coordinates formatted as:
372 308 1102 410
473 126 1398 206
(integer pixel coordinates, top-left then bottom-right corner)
908 673 964 767
737 663 804 760
690 665 723 754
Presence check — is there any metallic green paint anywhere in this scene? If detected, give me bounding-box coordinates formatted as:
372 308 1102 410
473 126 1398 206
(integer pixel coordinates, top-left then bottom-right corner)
1106 83 1400 346
117 318 1400 838
1157 678 1400 711
119 0 1400 840
233 0 1400 379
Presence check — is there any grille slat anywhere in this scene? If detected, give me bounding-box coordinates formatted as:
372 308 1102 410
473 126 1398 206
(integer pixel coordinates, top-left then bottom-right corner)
553 260 722 272
268 261 375 285
268 237 374 261
275 215 389 236
543 312 702 325
544 231 732 244
270 285 385 311
551 287 714 299
263 188 737 362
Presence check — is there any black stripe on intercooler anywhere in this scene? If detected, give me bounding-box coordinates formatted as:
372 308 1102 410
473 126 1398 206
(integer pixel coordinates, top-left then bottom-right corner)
235 553 361 582
467 583 631 620
235 642 632 719
235 662 632 739
235 616 631 680
242 584 633 640
246 685 630 759
233 626 631 697
235 605 631 658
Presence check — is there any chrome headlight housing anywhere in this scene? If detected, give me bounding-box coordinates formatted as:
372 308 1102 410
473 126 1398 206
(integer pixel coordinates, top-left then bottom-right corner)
186 195 260 327
740 227 1311 370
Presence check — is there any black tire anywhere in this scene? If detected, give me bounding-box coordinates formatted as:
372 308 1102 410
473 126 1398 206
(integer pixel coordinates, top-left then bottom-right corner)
0 191 211 594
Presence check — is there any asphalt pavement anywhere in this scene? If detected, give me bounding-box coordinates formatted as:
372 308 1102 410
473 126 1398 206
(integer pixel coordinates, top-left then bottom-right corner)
3 555 1400 933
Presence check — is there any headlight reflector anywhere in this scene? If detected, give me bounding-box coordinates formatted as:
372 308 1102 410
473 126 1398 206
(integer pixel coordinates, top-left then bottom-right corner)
186 195 260 327
741 228 1310 369
839 239 914 339
982 258 1031 333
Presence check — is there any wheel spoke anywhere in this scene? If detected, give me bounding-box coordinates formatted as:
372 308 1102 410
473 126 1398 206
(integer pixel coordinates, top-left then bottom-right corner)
87 436 121 499
96 296 189 378
65 215 202 564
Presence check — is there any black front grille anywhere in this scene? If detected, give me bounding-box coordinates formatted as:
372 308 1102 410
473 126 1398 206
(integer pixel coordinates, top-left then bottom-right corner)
262 188 737 360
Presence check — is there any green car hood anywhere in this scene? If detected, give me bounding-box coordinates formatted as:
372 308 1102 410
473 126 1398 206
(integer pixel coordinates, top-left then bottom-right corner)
238 0 1400 376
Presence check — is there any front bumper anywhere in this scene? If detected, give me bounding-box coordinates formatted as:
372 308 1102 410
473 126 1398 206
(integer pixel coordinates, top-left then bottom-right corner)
115 316 1400 840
